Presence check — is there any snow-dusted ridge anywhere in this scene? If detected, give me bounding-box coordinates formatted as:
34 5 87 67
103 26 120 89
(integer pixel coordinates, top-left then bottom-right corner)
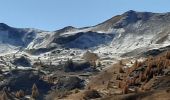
0 10 170 59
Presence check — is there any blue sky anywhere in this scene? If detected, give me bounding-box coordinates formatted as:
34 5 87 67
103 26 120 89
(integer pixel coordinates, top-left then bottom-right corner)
0 0 170 31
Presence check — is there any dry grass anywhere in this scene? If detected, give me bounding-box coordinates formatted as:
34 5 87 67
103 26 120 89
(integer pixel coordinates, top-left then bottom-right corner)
61 51 170 100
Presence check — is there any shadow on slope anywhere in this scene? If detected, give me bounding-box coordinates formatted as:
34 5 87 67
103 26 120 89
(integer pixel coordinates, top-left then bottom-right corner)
53 31 115 49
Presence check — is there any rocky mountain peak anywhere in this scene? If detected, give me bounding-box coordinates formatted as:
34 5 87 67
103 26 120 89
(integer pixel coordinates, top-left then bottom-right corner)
0 23 11 30
55 26 77 33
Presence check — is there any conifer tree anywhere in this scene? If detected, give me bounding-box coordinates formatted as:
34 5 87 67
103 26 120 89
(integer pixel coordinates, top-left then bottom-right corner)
31 83 39 99
1 91 8 100
16 90 25 98
123 85 129 94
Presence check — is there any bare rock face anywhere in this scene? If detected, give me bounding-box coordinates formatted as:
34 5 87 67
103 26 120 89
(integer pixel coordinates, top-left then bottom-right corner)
0 69 52 97
12 56 31 67
63 59 91 72
54 76 84 91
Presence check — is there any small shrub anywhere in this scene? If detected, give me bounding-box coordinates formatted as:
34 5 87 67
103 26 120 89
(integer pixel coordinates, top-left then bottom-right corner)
118 81 121 88
74 89 80 93
119 66 124 73
116 75 121 80
165 51 170 59
83 90 101 100
122 85 129 94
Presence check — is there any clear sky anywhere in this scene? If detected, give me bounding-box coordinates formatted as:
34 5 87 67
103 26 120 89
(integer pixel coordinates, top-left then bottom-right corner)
0 0 170 31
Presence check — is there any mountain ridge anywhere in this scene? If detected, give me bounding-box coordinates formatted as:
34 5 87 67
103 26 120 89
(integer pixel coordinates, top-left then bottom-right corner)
0 10 170 56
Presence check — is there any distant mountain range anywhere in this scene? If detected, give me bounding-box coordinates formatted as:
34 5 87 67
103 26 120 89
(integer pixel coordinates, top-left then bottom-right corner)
0 10 170 56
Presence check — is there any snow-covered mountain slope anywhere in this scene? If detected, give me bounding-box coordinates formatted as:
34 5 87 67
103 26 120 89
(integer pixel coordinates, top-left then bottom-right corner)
1 10 170 57
0 23 44 54
29 11 170 55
